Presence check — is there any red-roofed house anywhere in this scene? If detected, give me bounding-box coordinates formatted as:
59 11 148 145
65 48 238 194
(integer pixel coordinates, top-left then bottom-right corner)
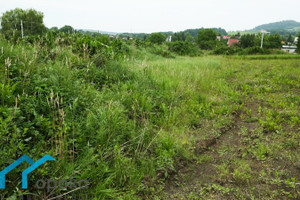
227 39 239 47
223 36 231 40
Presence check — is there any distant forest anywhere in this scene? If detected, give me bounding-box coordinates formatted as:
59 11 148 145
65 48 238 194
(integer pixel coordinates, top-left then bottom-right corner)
78 20 300 42
116 28 227 41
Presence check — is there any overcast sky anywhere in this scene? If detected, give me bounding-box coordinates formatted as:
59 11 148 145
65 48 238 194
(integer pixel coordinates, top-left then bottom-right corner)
1 0 300 33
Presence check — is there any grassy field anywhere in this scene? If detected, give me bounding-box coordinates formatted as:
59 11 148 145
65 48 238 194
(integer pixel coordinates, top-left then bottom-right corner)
139 56 300 199
0 34 299 199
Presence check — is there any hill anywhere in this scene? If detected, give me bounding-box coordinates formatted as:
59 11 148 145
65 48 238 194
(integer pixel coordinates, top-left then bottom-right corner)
229 20 300 38
253 20 300 31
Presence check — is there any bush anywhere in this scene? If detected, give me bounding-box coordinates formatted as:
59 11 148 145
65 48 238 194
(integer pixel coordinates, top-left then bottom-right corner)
93 53 107 68
264 34 282 49
239 34 256 48
149 45 175 58
212 46 282 56
197 29 217 50
239 47 271 55
212 46 239 55
147 33 166 45
111 39 130 59
167 41 201 56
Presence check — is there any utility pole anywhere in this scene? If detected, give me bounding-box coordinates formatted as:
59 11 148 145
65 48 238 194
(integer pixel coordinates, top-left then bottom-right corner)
21 20 24 38
260 32 264 48
260 29 269 48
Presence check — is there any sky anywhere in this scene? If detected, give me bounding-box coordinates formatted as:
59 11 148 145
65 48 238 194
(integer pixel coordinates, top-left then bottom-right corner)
1 0 300 33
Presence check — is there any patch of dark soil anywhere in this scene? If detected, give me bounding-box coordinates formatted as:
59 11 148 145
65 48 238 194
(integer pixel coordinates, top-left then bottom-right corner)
158 93 299 199
195 137 217 154
162 116 242 198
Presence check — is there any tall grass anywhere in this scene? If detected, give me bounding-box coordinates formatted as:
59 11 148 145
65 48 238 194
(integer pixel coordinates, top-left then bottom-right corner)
0 33 235 198
2 33 298 199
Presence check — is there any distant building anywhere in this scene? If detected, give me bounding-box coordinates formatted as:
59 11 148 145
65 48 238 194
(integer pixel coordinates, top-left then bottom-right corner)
259 29 269 34
166 35 172 42
223 36 231 40
295 37 298 44
282 45 297 53
227 38 239 47
216 36 221 41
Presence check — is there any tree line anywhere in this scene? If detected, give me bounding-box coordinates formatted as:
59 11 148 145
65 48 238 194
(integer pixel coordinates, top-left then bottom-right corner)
1 8 300 55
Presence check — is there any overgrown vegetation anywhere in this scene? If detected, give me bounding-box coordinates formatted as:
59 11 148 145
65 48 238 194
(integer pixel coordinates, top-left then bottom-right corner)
0 8 299 200
157 57 300 200
0 28 233 199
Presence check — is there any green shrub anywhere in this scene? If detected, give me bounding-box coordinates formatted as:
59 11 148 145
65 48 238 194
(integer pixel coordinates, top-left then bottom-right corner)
239 47 271 55
147 33 166 45
149 45 175 58
212 46 239 55
167 41 201 56
197 29 217 50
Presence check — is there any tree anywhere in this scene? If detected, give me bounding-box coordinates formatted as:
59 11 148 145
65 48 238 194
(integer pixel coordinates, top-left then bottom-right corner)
1 8 46 38
185 33 195 43
147 33 166 44
59 25 75 34
234 32 241 39
197 29 217 50
287 34 293 44
50 27 59 31
239 34 256 48
172 32 186 42
167 41 199 56
264 34 282 49
211 28 227 36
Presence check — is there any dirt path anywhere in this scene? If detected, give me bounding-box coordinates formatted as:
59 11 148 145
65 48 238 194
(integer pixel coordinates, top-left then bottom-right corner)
159 95 300 199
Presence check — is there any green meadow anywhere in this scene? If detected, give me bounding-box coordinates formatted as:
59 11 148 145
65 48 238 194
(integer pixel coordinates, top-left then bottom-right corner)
0 33 299 200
